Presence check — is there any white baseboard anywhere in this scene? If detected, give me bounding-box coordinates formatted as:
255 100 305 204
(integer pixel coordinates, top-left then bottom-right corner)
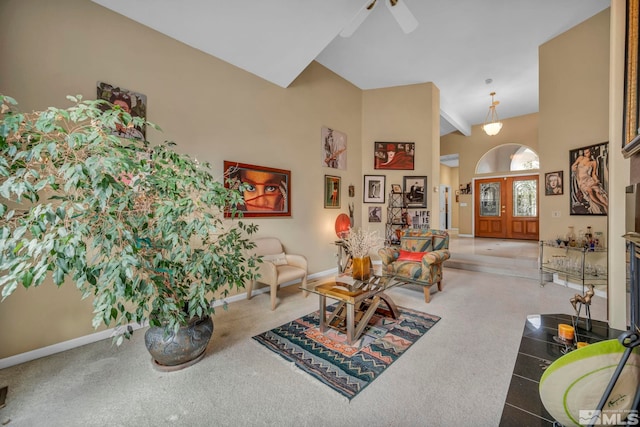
0 269 335 369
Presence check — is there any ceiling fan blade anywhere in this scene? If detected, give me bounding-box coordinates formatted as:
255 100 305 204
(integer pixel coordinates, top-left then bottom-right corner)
340 0 377 38
386 0 418 34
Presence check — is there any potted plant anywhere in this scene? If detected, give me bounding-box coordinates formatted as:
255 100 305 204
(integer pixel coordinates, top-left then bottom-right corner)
0 94 260 370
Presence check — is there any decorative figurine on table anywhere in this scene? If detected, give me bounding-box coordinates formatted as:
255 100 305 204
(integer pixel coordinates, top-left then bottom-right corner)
570 284 594 331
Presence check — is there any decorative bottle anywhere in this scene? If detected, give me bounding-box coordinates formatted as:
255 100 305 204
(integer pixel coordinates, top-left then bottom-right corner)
566 226 576 247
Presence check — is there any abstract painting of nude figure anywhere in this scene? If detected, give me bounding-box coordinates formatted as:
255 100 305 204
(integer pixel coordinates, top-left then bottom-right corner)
321 126 347 170
569 142 608 216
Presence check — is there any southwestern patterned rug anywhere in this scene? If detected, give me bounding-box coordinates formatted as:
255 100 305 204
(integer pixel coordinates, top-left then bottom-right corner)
252 305 440 400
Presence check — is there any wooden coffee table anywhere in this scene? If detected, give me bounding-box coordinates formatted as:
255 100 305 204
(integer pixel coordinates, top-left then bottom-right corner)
302 273 400 344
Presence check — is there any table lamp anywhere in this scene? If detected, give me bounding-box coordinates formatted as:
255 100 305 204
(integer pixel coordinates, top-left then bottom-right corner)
335 213 351 239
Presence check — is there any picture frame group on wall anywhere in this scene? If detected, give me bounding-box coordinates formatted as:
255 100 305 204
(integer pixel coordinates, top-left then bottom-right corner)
568 142 609 215
544 171 563 196
374 142 415 170
223 161 291 217
363 175 385 203
403 176 427 208
324 175 341 208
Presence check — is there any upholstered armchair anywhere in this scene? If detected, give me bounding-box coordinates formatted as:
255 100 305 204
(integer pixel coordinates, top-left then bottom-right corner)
378 228 451 303
247 237 308 310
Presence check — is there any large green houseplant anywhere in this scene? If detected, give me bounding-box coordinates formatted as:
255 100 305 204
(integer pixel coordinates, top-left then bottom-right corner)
0 94 260 367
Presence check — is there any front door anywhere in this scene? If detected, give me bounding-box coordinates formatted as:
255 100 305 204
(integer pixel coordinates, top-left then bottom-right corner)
474 175 539 240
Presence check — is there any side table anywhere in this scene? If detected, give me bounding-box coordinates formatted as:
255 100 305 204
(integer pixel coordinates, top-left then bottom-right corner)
303 274 399 345
499 313 624 426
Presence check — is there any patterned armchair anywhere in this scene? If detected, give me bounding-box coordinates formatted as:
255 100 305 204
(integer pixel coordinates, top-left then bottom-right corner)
378 228 451 303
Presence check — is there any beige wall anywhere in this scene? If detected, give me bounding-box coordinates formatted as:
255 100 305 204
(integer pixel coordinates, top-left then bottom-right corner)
440 113 539 235
0 0 367 358
539 8 610 243
361 83 440 239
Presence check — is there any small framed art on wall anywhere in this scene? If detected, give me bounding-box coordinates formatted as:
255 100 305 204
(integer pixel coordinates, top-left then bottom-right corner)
363 175 385 204
324 175 341 208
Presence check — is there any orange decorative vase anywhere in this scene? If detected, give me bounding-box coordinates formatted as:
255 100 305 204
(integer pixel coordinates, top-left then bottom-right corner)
352 256 371 281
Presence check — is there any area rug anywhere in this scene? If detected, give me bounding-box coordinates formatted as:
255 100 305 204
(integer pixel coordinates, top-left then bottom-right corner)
252 305 440 400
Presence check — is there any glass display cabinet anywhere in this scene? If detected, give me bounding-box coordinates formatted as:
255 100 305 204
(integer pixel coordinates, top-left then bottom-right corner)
539 241 608 291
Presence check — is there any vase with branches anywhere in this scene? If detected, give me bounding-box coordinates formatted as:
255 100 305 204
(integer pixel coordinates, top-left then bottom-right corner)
342 227 382 280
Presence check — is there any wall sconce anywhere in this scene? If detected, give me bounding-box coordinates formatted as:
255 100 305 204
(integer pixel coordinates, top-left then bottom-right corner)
482 92 503 136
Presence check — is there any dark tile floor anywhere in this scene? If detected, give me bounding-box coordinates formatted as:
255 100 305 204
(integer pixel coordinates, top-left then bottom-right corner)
499 313 626 426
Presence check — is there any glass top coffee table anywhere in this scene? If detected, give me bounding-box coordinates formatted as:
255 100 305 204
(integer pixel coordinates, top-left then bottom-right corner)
301 271 401 345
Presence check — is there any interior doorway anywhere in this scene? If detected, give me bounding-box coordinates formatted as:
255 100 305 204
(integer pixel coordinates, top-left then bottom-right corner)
474 175 539 240
439 185 452 230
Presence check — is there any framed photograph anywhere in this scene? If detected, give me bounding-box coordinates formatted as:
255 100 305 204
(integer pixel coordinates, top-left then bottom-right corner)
368 206 382 222
544 171 564 195
403 176 427 208
623 0 640 158
569 143 609 215
324 175 341 208
97 81 147 140
321 126 347 169
374 142 415 170
391 184 402 194
223 161 291 217
363 175 385 204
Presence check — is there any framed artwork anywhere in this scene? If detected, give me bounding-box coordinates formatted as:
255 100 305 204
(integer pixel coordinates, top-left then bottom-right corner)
97 81 147 140
544 171 564 196
374 142 415 170
569 142 609 215
368 206 382 222
409 209 431 228
321 126 347 169
223 161 291 217
324 175 341 208
623 0 640 158
348 184 355 197
391 184 402 194
403 176 427 208
363 175 385 204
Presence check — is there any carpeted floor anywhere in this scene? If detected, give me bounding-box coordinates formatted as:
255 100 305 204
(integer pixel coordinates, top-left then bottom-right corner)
0 267 610 426
253 304 440 400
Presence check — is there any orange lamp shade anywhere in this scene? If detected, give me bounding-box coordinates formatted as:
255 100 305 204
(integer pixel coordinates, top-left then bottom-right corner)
335 213 351 239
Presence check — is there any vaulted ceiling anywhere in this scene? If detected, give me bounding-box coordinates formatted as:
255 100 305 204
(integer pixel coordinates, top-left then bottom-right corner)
92 0 609 136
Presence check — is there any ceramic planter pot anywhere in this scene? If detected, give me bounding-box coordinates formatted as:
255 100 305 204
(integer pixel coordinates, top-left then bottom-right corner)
144 315 214 371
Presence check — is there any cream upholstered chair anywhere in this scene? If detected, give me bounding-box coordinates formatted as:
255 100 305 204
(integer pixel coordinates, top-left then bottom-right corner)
247 237 308 310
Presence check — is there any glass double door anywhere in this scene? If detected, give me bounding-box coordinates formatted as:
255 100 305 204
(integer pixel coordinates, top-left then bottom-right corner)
474 175 539 240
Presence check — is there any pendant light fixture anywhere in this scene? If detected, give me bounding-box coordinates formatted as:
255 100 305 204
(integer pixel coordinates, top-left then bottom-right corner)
482 92 503 136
